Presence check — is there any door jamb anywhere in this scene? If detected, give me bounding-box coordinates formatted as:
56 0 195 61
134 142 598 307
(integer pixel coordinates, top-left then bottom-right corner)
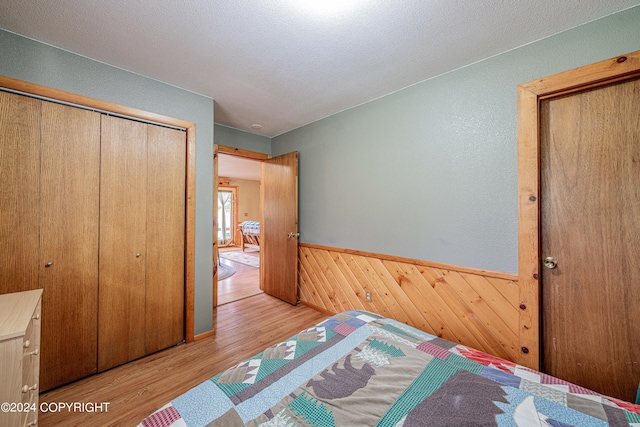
517 50 640 369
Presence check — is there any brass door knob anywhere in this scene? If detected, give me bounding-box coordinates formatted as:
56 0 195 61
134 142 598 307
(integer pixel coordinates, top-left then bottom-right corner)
543 257 558 269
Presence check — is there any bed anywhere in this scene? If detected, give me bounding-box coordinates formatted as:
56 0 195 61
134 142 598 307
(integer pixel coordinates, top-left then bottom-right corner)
239 221 260 252
138 310 640 426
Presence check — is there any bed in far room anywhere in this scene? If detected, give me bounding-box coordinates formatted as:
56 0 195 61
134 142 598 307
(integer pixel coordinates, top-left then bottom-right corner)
138 311 640 426
239 221 260 252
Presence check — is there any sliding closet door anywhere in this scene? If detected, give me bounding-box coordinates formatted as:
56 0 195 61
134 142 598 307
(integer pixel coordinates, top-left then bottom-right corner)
0 92 41 294
39 101 100 390
98 115 148 372
145 125 185 353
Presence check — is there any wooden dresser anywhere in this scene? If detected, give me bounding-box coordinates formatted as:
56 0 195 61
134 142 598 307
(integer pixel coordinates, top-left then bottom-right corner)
0 289 42 427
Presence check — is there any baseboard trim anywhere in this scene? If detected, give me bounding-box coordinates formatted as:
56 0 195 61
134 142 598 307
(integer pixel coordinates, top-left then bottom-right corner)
193 330 216 341
299 300 336 316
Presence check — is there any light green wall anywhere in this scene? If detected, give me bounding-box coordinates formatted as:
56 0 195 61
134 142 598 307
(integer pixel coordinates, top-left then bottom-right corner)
0 30 215 334
272 6 640 274
215 124 271 154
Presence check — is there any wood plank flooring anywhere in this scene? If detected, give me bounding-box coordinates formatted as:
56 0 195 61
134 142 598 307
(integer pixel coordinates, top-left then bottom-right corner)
39 294 326 427
217 255 262 305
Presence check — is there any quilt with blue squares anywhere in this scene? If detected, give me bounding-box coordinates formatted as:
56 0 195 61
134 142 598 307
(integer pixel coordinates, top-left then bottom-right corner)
239 221 260 236
138 311 640 426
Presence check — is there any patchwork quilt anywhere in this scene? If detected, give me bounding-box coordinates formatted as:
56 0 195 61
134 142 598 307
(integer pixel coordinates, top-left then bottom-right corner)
139 311 640 426
240 221 260 236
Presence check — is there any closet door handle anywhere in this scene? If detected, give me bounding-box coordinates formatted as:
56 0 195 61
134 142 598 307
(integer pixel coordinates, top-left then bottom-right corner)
45 261 53 268
136 253 141 258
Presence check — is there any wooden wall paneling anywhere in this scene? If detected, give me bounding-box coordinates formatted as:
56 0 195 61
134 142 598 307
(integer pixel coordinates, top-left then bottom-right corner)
417 267 492 352
486 276 519 307
298 243 521 362
375 259 432 331
39 101 101 391
98 115 148 372
460 274 519 328
0 92 41 294
443 273 515 360
330 252 370 311
315 250 354 311
352 256 411 324
341 254 394 318
302 247 345 312
145 125 186 354
299 250 334 310
417 266 510 358
297 252 321 308
383 261 456 340
444 272 518 351
299 249 339 314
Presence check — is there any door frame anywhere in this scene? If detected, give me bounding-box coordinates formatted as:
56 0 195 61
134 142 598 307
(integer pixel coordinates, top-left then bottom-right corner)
517 50 640 369
213 145 269 308
0 75 198 343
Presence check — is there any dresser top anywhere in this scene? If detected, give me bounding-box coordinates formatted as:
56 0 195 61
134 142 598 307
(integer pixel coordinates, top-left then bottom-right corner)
0 289 42 341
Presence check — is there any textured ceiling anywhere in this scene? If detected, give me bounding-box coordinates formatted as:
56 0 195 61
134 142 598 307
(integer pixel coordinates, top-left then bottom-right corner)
218 154 261 181
0 0 638 137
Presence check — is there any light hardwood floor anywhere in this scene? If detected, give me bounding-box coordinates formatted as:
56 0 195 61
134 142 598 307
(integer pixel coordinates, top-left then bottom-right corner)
39 294 326 426
217 252 262 305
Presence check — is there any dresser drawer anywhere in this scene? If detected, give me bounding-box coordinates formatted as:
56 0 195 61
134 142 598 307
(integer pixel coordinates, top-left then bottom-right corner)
22 331 40 390
21 388 38 427
23 299 41 349
22 301 41 413
0 290 42 427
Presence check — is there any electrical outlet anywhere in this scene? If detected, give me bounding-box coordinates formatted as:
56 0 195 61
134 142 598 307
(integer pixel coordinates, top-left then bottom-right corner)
365 291 371 302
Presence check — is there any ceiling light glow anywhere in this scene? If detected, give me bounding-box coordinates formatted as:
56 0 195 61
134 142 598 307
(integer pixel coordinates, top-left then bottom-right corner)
293 0 362 16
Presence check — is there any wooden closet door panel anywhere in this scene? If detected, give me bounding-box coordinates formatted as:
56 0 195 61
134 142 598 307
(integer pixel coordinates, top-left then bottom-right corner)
145 125 185 353
98 115 147 372
38 101 100 391
0 92 41 294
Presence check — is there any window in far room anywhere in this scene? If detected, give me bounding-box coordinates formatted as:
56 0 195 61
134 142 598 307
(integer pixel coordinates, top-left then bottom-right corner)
217 186 237 247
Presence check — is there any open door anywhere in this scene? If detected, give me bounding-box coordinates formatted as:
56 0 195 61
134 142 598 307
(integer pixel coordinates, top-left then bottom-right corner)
260 151 299 304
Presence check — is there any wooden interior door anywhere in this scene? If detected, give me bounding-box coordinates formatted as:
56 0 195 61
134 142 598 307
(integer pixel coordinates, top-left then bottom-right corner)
0 92 41 294
260 152 299 304
540 77 640 401
39 101 101 391
145 125 186 354
98 115 148 372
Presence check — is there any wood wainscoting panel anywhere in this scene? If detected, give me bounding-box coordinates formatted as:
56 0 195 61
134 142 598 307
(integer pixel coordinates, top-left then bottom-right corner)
298 244 520 362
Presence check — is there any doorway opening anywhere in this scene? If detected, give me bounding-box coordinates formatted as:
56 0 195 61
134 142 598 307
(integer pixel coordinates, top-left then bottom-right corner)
215 151 263 306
